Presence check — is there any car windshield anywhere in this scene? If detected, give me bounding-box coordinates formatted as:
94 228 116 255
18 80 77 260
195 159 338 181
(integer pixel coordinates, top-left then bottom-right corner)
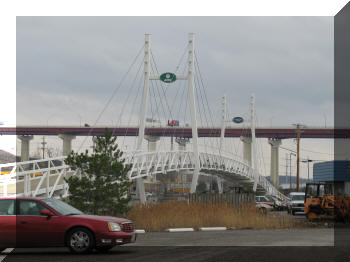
291 195 305 201
42 199 84 216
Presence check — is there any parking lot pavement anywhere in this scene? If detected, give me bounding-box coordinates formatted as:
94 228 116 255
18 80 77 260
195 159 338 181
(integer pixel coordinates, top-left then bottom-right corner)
130 228 334 246
4 245 350 262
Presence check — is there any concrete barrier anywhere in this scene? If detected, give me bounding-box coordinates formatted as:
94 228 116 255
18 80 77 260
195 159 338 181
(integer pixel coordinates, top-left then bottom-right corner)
199 227 227 231
165 228 194 232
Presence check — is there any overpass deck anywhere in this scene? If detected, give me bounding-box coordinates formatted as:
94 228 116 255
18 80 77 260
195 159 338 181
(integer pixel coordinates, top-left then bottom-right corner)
0 126 346 138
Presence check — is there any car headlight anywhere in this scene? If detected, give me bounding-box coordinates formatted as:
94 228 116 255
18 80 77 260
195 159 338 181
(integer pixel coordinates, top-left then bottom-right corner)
108 222 121 232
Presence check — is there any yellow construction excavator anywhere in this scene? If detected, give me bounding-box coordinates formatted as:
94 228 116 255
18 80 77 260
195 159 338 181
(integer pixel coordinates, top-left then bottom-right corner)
304 182 350 221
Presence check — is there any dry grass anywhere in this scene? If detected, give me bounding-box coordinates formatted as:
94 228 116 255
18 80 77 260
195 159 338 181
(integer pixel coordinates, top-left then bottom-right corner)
126 201 301 232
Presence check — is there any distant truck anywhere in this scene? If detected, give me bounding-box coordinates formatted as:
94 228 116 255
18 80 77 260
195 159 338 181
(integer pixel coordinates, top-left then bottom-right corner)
287 192 305 215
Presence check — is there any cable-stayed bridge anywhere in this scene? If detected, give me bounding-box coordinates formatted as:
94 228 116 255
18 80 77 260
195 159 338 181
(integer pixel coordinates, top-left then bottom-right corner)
0 33 299 202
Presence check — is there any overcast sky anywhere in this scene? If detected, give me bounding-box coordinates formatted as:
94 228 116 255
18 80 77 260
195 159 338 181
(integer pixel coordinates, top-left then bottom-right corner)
13 16 335 179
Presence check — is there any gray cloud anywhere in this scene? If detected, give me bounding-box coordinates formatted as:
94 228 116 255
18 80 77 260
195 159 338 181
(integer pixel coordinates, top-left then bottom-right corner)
16 17 334 179
17 16 333 128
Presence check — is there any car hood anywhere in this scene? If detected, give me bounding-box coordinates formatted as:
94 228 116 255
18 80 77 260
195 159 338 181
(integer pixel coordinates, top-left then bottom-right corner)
68 214 131 223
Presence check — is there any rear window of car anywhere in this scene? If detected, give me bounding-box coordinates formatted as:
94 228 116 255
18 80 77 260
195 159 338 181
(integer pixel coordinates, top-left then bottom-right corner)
0 199 15 215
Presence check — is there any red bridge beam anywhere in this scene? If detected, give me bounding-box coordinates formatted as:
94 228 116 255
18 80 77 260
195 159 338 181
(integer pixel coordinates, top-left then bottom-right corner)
0 127 346 138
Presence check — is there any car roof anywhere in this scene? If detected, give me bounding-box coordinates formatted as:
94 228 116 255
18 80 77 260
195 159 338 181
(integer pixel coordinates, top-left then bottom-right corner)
289 192 305 195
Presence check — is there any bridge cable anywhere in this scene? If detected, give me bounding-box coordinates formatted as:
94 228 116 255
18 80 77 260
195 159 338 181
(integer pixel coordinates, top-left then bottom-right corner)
120 62 145 150
194 51 221 155
77 44 145 152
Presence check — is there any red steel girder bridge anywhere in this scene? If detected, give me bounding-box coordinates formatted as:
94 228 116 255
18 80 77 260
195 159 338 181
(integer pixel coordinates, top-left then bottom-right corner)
0 126 347 139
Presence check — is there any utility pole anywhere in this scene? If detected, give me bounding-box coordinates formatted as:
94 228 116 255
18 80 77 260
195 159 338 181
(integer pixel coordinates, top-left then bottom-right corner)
293 123 305 192
296 125 301 191
40 136 47 159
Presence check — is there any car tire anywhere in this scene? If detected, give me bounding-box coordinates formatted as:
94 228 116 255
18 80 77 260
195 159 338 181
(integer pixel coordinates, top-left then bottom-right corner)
67 227 95 254
95 245 114 253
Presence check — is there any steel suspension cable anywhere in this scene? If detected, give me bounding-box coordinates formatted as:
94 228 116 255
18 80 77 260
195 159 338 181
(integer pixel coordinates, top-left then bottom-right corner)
77 44 145 152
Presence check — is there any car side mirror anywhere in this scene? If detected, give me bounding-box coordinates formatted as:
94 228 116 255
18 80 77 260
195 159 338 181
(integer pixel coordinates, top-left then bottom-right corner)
41 209 54 217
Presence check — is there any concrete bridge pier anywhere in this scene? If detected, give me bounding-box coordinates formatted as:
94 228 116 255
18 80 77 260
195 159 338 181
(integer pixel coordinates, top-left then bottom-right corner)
58 134 76 156
17 135 34 161
145 135 160 183
240 136 252 166
175 137 190 191
217 177 223 194
175 137 189 151
136 135 160 202
268 138 282 188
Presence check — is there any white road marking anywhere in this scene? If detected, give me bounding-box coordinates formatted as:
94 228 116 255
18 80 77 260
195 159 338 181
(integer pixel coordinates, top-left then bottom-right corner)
0 248 14 262
199 227 227 231
165 228 194 232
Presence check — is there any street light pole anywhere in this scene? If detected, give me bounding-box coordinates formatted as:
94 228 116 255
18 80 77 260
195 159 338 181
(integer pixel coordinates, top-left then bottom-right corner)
302 157 313 183
289 152 296 190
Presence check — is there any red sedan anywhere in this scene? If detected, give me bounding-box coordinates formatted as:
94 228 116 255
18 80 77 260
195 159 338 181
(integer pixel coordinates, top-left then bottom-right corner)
0 197 136 253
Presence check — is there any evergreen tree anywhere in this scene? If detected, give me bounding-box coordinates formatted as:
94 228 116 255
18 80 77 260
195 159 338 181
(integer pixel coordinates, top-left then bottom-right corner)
64 129 132 215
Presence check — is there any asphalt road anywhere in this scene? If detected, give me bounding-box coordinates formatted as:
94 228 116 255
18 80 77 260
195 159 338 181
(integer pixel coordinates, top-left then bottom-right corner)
131 228 334 246
2 228 345 262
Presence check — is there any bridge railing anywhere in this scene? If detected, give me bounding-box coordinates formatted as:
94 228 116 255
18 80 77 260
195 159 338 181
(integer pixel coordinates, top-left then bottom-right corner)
0 151 287 200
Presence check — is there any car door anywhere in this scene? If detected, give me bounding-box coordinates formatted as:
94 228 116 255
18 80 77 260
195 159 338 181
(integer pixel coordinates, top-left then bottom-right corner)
0 199 16 247
16 199 64 247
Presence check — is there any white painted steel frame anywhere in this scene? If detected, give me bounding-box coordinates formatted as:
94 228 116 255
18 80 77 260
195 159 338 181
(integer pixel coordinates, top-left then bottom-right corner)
0 151 286 201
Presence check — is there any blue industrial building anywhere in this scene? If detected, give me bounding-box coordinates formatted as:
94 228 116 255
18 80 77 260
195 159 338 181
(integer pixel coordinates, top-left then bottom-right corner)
313 161 350 195
313 161 350 182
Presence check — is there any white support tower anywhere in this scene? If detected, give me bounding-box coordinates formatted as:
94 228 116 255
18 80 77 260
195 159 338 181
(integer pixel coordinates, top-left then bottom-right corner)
219 94 227 155
135 34 151 203
250 93 258 192
188 33 201 194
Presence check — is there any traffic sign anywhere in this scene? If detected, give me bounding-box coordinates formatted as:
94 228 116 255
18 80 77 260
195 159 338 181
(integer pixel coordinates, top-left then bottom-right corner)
160 72 176 83
233 117 244 124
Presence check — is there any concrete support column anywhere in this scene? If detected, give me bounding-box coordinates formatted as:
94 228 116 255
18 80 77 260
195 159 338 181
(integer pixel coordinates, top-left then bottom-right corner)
58 134 76 156
216 176 223 194
175 137 190 192
17 135 34 162
145 135 160 152
240 136 252 166
175 137 190 151
140 135 160 188
268 138 282 188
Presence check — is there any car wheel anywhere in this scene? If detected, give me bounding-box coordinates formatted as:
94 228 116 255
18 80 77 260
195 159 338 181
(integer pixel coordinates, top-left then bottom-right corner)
67 227 94 254
95 245 114 253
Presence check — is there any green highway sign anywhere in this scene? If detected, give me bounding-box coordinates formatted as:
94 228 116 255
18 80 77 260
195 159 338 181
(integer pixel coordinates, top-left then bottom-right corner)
160 72 176 83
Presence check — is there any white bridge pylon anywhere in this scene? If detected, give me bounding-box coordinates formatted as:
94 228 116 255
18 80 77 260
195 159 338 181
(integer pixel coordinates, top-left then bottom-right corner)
0 151 287 200
0 34 286 202
135 33 201 202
